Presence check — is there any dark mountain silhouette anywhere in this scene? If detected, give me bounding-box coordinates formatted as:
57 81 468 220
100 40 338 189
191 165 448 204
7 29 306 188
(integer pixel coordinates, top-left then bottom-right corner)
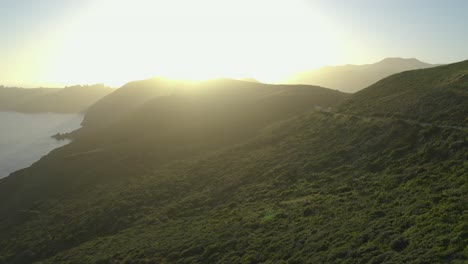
0 84 113 113
285 58 439 93
0 62 467 263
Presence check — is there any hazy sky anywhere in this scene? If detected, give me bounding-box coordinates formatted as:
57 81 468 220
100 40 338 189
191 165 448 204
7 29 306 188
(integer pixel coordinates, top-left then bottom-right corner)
1 0 467 87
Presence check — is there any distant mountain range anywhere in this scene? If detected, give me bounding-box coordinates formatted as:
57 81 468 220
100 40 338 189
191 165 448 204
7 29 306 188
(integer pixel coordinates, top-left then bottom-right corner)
0 85 113 113
285 58 440 93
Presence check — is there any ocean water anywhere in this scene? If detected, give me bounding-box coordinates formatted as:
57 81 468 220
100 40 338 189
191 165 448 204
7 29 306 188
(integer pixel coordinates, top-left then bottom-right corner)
0 111 83 179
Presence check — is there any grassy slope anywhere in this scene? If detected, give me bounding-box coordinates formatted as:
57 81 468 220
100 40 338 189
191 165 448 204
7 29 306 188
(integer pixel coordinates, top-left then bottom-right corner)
339 60 468 125
1 113 466 264
0 81 349 218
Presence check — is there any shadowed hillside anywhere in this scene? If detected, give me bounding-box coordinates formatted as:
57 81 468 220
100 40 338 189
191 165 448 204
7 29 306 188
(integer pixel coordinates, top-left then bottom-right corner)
81 79 182 129
0 64 466 263
285 58 438 93
81 78 347 130
0 79 349 215
0 84 113 113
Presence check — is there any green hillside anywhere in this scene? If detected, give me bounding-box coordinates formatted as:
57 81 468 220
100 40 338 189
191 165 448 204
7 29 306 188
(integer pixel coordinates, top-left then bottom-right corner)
0 65 467 263
339 60 468 125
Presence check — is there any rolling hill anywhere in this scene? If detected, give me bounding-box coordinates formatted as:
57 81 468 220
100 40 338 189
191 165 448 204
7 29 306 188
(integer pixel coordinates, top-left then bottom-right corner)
80 78 347 131
285 58 438 93
0 63 466 264
339 60 468 125
0 79 349 216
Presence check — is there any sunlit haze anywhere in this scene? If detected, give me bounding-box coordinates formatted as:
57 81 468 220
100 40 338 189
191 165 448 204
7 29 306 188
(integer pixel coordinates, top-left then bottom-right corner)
1 1 467 262
1 0 467 87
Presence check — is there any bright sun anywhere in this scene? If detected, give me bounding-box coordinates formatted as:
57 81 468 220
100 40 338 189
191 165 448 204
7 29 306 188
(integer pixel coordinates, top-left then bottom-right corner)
36 0 345 87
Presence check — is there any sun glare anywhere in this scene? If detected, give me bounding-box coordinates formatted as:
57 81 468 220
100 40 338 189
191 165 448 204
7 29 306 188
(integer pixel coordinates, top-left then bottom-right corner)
34 0 345 87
